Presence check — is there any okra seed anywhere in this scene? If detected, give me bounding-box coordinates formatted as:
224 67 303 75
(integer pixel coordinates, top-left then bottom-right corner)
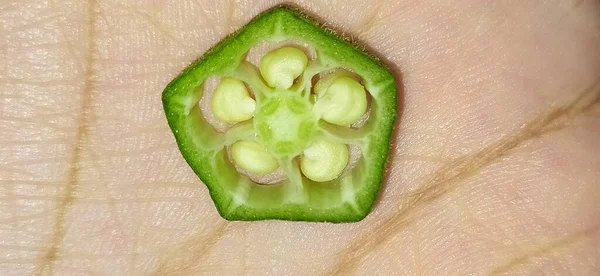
314 76 367 126
259 47 308 89
300 140 349 182
231 140 279 175
211 78 256 123
313 70 353 97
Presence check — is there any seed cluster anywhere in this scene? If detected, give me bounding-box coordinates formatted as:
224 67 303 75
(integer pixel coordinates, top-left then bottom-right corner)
208 46 368 183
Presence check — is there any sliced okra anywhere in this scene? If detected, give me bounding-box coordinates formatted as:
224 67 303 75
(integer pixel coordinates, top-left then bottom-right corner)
163 6 397 222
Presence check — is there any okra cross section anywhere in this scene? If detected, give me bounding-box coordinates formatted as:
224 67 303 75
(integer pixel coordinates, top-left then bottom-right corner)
162 6 397 222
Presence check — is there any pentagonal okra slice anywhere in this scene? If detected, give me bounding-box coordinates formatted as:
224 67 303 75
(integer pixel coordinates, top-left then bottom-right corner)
162 6 397 222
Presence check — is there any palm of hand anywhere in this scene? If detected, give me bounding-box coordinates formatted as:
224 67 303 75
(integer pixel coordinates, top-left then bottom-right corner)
1 0 599 275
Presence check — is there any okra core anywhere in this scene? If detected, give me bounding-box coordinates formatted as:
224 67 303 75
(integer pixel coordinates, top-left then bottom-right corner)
209 46 368 183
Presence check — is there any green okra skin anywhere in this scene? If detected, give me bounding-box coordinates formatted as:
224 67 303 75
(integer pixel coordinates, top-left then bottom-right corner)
162 5 397 222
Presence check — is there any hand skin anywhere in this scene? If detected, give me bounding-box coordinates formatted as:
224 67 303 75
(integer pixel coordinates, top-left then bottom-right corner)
1 0 599 275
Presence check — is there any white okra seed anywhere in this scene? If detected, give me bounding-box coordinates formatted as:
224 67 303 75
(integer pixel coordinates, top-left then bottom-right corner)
301 140 349 182
231 140 279 175
211 78 256 123
259 47 308 89
314 75 367 126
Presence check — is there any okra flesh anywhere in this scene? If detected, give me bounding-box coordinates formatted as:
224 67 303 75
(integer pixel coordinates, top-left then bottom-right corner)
162 7 397 222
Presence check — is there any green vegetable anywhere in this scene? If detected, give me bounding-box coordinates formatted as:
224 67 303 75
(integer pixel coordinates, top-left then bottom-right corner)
162 5 397 222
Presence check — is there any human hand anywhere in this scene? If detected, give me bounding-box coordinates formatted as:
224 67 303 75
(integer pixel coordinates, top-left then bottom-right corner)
1 0 599 275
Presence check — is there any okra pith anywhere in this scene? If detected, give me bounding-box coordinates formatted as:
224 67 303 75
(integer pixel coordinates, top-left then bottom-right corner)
162 5 397 222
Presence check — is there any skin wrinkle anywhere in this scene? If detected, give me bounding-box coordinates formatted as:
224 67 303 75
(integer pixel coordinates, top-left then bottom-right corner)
3 157 82 167
1 109 78 121
33 0 98 275
491 225 599 275
5 41 73 50
357 5 412 38
396 154 453 163
486 167 561 237
6 13 64 33
470 182 535 263
0 1 18 13
2 139 71 146
0 211 54 224
0 120 72 132
225 0 236 31
5 183 17 234
241 226 248 274
0 78 81 86
328 77 600 275
153 221 231 275
2 141 174 167
129 8 181 47
0 180 189 187
454 199 503 254
127 211 141 276
0 196 202 204
0 166 38 178
0 181 66 186
49 0 86 74
410 223 424 276
189 0 223 32
356 1 382 36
